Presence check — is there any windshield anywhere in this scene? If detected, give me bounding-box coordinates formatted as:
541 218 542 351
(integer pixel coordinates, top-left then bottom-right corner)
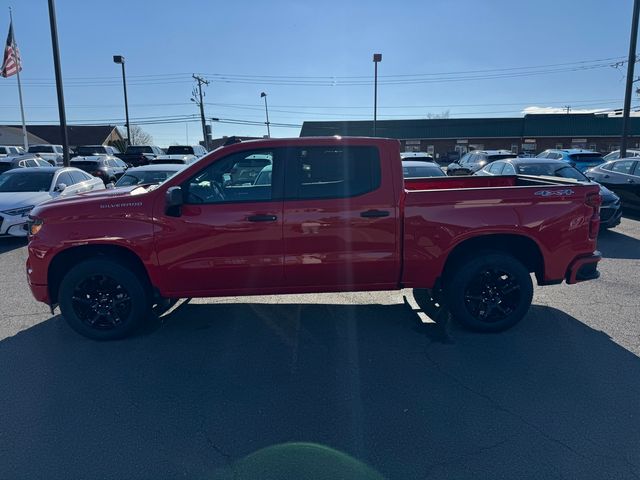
76 146 105 156
516 162 588 181
568 153 604 164
71 161 100 169
115 170 180 187
125 146 153 154
28 145 55 154
0 171 54 192
166 146 194 155
487 154 515 161
0 163 16 174
402 164 446 178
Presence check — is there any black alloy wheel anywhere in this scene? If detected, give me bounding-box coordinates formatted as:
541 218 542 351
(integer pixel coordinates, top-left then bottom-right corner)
71 274 133 330
59 259 150 340
445 253 533 332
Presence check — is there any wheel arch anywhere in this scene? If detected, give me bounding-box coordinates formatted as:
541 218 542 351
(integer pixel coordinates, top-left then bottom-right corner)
48 244 152 305
441 233 545 286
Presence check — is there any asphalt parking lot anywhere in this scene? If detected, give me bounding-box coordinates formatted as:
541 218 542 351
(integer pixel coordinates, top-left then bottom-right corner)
0 216 639 480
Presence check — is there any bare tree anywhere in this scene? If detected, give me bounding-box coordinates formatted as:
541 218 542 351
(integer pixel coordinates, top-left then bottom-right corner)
425 110 450 119
129 125 153 145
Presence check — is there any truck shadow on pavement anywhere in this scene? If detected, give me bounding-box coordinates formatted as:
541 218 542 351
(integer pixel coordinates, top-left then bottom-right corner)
0 237 27 254
1 302 639 480
598 229 640 259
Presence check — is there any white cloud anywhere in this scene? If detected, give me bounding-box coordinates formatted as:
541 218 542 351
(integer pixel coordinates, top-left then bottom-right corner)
522 106 608 115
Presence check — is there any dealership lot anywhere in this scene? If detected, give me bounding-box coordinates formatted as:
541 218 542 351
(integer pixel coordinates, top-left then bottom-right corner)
0 216 639 479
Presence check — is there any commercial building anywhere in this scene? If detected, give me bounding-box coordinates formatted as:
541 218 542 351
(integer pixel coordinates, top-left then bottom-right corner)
300 113 640 161
0 125 123 148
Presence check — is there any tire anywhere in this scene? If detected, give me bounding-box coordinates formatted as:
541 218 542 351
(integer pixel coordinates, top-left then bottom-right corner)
444 253 533 332
59 259 151 340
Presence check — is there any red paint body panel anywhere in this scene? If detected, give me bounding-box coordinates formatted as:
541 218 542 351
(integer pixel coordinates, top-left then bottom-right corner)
25 137 600 306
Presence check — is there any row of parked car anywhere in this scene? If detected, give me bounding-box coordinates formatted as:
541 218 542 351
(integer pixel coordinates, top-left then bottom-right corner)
401 148 640 228
0 143 211 238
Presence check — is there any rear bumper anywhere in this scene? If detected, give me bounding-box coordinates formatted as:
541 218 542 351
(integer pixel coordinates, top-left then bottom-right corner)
566 251 601 284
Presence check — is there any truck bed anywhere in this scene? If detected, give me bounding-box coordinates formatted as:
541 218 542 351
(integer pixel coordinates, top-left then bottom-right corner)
401 174 600 288
404 174 575 191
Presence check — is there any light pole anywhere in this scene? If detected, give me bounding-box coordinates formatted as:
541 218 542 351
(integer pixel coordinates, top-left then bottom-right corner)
621 0 640 159
261 92 271 138
113 55 131 146
373 53 382 137
47 0 70 166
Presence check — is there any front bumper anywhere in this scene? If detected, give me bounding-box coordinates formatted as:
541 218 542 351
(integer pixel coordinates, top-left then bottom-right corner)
566 251 601 284
599 202 623 229
0 214 29 237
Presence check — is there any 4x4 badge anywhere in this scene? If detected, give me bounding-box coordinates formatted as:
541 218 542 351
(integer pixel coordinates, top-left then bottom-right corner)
534 189 575 197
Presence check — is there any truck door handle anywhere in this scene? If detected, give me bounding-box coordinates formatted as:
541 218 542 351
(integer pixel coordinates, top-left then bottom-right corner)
360 209 390 218
247 214 278 222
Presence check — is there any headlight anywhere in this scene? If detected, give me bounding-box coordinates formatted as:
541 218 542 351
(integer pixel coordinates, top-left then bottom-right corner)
27 217 43 236
1 205 34 216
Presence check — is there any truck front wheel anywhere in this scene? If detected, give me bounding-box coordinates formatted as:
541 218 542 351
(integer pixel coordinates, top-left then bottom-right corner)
444 253 533 332
59 259 150 340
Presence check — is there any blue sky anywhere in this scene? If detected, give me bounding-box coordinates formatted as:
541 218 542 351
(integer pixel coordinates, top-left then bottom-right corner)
0 0 637 146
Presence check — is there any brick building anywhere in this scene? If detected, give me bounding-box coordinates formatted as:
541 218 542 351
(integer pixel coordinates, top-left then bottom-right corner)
300 113 640 161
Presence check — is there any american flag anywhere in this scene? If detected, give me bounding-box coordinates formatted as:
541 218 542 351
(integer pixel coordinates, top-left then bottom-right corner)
1 21 22 78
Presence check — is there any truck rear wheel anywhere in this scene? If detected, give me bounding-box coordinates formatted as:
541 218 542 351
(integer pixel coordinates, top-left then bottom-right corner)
59 259 150 340
444 253 533 332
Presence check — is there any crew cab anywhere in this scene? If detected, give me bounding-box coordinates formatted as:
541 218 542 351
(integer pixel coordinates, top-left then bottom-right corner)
26 137 602 340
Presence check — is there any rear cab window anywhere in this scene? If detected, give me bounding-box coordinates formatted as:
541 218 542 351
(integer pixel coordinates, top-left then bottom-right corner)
284 146 381 199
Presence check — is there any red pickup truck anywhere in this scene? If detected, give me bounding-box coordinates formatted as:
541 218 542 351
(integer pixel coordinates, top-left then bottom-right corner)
26 137 601 340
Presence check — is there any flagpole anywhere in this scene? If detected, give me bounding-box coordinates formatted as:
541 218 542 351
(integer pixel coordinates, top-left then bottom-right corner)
8 7 28 151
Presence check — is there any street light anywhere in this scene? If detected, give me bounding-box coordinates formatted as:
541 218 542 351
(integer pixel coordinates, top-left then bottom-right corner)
261 92 271 138
113 55 131 146
373 53 382 137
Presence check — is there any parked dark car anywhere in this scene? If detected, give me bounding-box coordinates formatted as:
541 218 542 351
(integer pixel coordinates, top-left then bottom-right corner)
447 150 515 176
586 158 640 212
0 155 50 174
402 160 446 178
116 145 165 167
70 155 128 184
114 164 185 187
75 145 121 157
476 157 623 229
165 145 208 157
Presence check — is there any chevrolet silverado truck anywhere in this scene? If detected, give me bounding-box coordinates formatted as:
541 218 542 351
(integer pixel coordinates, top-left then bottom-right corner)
26 137 602 340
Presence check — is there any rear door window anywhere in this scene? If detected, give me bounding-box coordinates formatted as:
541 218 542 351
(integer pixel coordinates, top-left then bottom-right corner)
488 162 505 174
69 170 89 184
285 146 381 200
611 160 634 174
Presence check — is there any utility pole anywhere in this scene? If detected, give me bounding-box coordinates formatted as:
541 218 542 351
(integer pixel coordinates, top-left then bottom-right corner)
621 0 640 159
192 74 210 150
373 53 382 137
47 0 70 166
260 92 271 138
565 105 571 114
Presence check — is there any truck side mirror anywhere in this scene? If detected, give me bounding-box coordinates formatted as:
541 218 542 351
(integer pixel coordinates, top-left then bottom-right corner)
165 186 183 217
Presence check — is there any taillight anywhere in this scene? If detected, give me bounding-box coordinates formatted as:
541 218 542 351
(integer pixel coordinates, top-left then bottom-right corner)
586 192 601 238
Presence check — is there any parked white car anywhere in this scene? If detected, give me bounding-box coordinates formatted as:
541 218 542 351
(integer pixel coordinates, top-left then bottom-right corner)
27 144 64 166
0 167 104 237
0 145 24 157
